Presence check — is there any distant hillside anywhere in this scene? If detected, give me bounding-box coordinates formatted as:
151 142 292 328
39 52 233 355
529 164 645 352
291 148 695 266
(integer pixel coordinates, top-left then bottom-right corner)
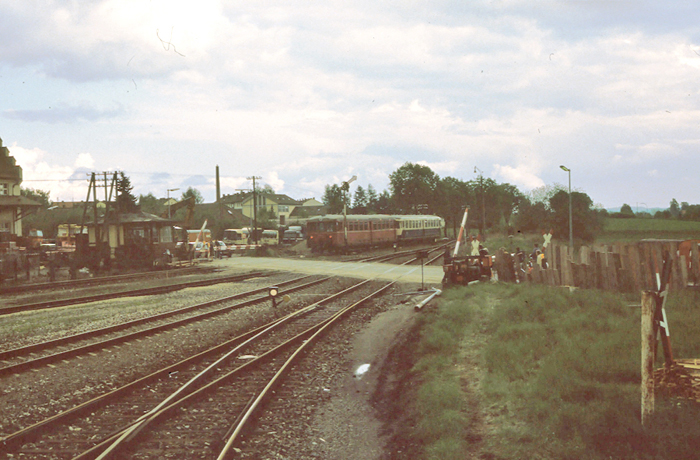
605 206 664 214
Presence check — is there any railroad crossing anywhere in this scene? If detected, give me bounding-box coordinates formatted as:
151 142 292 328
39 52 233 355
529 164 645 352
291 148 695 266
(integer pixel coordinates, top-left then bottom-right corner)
224 257 445 285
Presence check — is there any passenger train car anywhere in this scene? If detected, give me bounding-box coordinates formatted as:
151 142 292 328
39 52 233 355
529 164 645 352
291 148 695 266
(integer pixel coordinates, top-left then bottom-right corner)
306 214 444 253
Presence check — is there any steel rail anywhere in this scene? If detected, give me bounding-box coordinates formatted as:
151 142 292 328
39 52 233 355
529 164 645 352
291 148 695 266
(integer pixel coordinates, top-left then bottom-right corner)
0 283 332 451
218 281 394 459
0 265 215 296
0 271 267 316
0 274 313 362
0 276 327 377
68 280 376 460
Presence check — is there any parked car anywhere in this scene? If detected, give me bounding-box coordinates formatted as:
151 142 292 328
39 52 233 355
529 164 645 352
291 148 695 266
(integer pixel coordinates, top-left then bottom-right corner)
212 240 233 258
282 230 303 245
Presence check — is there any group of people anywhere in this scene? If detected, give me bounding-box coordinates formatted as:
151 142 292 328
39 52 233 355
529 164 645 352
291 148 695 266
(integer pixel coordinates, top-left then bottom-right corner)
513 229 553 271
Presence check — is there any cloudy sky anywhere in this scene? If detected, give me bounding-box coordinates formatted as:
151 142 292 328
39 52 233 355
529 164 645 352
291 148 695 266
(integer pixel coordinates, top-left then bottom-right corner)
2 1 699 210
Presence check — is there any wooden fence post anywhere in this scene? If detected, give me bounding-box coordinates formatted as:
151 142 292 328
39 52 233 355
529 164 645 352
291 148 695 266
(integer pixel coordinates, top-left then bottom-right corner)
641 291 655 426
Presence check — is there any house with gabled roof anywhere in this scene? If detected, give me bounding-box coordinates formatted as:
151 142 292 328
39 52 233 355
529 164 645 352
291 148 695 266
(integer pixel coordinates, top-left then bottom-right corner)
220 192 326 227
0 138 41 240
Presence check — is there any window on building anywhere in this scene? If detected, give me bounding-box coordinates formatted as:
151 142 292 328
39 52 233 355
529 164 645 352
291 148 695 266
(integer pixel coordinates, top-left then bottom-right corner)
0 183 8 195
279 205 289 213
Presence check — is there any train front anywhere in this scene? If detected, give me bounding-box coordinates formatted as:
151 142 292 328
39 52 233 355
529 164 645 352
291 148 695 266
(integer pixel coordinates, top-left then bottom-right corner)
306 216 342 253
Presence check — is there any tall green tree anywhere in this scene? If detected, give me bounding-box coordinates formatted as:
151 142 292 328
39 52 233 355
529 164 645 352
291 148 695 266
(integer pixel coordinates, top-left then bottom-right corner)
366 184 379 213
436 176 471 237
21 187 52 208
322 184 346 214
670 199 680 218
389 162 439 213
116 171 139 213
138 193 164 215
182 187 204 204
514 198 551 234
549 190 603 242
375 190 395 214
494 183 524 229
352 185 368 213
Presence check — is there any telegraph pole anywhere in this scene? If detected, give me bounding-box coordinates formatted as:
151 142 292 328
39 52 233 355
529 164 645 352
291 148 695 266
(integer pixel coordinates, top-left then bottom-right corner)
247 176 262 244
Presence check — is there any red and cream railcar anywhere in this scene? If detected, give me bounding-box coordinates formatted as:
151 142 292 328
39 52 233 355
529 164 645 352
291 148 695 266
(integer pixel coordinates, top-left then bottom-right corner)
306 214 444 253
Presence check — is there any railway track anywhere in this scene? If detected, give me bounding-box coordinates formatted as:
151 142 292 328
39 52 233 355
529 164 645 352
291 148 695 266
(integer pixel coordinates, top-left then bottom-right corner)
0 271 268 316
0 275 324 377
1 278 393 460
357 241 453 265
0 265 217 296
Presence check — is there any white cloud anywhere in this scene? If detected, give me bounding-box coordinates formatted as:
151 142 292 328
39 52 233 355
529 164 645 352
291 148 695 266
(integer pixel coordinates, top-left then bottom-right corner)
3 1 700 208
9 143 90 202
75 153 95 169
493 164 545 190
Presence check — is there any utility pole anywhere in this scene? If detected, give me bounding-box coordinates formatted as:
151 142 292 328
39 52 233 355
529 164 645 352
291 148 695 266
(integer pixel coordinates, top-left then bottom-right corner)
247 176 262 244
216 165 222 217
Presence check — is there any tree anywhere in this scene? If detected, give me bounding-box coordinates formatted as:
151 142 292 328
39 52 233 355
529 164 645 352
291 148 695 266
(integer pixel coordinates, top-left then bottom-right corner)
138 193 164 215
619 203 635 218
491 182 523 231
514 198 550 234
21 187 51 208
352 186 368 213
322 184 345 214
366 184 379 213
549 190 603 242
389 162 439 213
182 187 204 204
435 176 471 237
670 199 680 218
116 171 139 213
375 190 395 214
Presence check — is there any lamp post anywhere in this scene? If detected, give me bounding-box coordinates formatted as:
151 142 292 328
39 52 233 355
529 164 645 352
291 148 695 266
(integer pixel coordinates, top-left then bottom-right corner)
167 188 179 219
341 175 357 248
559 165 573 250
474 167 485 240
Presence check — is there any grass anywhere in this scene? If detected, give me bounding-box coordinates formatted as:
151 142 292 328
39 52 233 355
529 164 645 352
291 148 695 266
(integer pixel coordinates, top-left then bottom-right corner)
599 217 700 243
411 283 700 459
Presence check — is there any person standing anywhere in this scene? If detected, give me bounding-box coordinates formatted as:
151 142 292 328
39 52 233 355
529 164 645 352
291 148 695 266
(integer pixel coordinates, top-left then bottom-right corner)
471 235 480 256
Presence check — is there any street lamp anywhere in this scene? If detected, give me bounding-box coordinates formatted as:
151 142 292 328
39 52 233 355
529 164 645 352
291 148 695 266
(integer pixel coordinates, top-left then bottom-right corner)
341 175 357 248
559 165 573 250
167 188 180 219
474 167 485 240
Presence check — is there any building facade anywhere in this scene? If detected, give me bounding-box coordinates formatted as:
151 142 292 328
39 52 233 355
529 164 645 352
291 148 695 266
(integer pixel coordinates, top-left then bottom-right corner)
221 192 326 226
0 137 40 237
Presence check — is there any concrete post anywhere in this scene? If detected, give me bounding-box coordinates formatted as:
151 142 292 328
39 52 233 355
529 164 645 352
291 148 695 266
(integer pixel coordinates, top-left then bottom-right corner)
641 291 655 426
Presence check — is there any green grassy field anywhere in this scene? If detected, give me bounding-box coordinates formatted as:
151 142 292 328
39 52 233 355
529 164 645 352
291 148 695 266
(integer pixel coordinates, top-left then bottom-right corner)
599 218 700 243
411 283 700 460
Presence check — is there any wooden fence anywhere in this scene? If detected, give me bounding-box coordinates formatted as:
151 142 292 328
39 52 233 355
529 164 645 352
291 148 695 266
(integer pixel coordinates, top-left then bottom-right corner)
494 240 700 293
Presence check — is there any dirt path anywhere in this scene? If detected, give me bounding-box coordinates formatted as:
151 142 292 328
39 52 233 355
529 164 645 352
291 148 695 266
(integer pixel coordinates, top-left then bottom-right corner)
311 300 418 459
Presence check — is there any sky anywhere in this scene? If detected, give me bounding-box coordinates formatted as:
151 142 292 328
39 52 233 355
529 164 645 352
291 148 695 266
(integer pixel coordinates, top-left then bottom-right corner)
2 1 700 211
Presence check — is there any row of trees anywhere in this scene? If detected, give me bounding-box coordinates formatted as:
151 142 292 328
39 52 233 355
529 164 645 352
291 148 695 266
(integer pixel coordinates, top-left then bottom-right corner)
322 162 605 242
